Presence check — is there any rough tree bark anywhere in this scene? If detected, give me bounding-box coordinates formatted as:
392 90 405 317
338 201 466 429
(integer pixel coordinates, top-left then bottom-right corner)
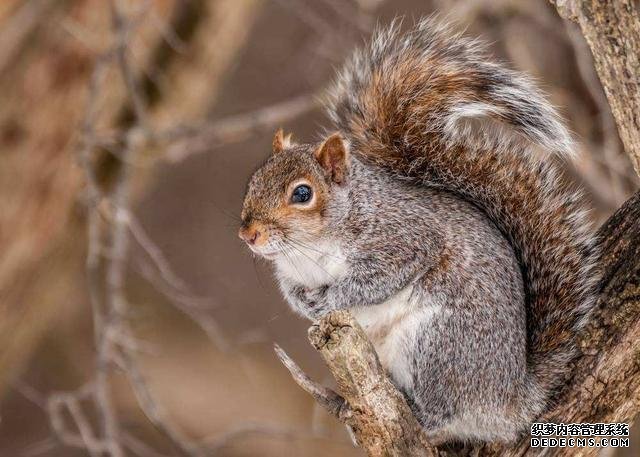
277 2 640 456
551 0 640 174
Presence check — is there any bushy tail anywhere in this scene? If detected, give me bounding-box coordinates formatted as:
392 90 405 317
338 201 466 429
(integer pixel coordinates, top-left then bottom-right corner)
327 18 598 406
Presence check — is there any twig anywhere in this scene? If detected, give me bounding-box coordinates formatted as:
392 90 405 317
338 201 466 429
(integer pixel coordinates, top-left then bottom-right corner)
109 0 150 131
65 393 105 456
133 254 230 352
48 384 105 457
12 382 47 409
163 92 321 162
273 344 347 419
149 9 187 54
115 350 204 457
78 47 125 457
125 210 191 294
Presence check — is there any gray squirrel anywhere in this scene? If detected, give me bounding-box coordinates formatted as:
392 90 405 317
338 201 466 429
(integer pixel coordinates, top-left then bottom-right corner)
238 18 598 444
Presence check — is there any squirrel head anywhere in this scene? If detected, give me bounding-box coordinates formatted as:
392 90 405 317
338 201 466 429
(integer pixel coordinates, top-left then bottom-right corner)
239 129 349 259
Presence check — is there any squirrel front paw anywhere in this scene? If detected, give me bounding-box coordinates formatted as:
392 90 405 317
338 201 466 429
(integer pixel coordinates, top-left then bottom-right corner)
292 285 331 320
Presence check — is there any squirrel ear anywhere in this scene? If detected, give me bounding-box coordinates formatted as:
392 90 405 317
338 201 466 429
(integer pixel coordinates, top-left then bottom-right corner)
272 128 294 153
315 133 349 185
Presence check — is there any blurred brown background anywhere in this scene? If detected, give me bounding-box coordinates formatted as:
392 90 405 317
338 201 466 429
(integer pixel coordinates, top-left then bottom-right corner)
0 0 637 456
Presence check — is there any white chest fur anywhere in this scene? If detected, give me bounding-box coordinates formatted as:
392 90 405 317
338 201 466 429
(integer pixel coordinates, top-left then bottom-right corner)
352 287 415 390
353 287 443 392
274 240 348 288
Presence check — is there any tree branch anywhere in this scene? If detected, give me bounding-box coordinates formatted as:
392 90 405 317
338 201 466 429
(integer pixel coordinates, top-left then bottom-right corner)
277 312 438 457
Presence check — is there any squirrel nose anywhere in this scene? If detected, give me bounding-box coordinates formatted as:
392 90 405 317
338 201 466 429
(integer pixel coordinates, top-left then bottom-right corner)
238 226 261 245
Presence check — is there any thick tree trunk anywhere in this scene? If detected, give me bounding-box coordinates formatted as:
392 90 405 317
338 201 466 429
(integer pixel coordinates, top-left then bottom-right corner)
552 0 640 174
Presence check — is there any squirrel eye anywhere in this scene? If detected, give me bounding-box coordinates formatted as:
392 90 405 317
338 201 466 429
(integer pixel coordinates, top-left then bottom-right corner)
291 184 313 204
